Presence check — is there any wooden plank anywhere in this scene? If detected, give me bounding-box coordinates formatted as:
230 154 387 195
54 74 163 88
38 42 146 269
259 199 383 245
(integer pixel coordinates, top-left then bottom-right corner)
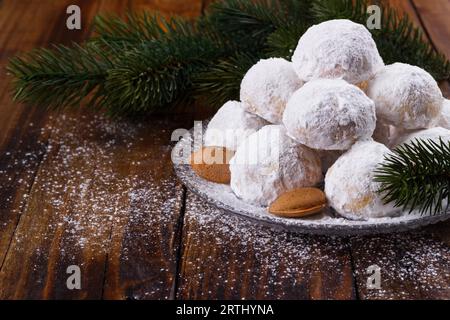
350 232 450 299
0 0 203 299
0 0 94 271
0 111 188 299
349 0 450 300
101 115 189 300
410 0 450 58
100 0 203 300
0 0 117 299
410 0 450 98
129 0 203 19
176 192 355 300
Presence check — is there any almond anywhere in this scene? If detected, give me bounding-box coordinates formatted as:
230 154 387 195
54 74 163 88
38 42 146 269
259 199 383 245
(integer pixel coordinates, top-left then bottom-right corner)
190 146 234 184
269 187 327 218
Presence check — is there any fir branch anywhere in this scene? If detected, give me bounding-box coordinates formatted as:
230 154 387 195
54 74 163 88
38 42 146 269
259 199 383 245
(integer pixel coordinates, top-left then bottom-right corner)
205 0 279 46
91 13 195 49
102 34 223 116
8 43 113 110
374 138 450 216
192 53 260 107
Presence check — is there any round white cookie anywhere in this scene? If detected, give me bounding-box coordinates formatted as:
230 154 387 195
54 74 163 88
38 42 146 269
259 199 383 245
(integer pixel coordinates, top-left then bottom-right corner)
292 19 384 84
367 63 443 130
397 127 450 146
240 58 303 124
204 100 268 151
283 79 376 150
435 99 450 129
230 125 322 207
325 140 400 220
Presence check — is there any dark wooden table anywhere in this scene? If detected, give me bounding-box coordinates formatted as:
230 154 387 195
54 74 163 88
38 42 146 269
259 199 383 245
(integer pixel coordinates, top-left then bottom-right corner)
0 0 449 300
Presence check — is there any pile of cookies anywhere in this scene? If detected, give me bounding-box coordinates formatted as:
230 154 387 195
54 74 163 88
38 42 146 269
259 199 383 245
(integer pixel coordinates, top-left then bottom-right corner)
190 19 450 221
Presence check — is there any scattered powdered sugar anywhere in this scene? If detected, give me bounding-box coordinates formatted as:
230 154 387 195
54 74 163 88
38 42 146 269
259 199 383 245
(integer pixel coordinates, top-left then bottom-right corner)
229 125 322 206
240 58 303 124
351 233 450 299
203 100 268 151
283 79 376 150
179 191 352 299
325 140 400 219
292 19 384 84
367 63 443 129
2 113 184 270
180 192 450 299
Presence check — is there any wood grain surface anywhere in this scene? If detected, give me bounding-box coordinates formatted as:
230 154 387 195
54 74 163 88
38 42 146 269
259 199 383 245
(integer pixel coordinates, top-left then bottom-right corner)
0 0 449 300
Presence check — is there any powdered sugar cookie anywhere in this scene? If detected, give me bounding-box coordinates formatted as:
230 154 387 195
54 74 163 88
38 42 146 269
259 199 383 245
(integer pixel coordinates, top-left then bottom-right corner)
283 79 376 150
240 58 303 124
325 140 400 219
230 125 322 207
292 19 384 85
204 100 268 151
397 127 450 146
435 99 450 129
367 63 443 130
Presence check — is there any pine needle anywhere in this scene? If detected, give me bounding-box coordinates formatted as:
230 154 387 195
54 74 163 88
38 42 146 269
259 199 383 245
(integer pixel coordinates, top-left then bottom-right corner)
374 138 450 216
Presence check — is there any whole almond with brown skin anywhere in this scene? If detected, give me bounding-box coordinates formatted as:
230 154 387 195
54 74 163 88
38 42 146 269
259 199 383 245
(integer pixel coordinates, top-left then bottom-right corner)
269 187 327 218
190 146 234 184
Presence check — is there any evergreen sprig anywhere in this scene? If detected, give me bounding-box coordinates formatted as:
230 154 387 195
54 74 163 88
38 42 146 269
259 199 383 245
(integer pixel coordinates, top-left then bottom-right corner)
374 138 450 216
8 43 113 110
7 0 450 116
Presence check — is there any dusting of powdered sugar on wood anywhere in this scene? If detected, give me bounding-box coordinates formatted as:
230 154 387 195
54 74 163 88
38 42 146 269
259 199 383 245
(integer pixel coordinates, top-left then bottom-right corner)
178 192 450 299
0 113 184 299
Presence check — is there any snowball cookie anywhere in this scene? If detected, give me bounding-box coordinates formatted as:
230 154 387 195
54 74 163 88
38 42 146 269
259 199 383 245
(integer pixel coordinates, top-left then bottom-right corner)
397 127 450 146
325 140 400 219
204 100 268 151
367 63 443 130
435 99 450 129
240 58 303 124
230 125 322 207
283 79 376 150
292 19 384 84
